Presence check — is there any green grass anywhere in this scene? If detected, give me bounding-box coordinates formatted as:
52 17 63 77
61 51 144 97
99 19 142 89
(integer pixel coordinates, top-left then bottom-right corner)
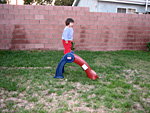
0 50 150 113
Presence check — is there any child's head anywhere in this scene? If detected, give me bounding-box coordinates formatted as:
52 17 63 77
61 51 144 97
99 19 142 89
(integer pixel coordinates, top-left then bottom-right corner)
65 18 74 27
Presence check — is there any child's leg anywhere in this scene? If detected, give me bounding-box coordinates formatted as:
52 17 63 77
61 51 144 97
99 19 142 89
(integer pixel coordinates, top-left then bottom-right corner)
62 40 66 54
66 41 71 53
63 40 71 54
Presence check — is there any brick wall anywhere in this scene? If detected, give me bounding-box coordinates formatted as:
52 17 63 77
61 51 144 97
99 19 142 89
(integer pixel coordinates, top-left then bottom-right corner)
0 4 150 51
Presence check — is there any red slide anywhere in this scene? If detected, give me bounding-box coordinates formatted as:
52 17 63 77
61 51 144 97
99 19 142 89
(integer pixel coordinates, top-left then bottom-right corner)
73 54 97 80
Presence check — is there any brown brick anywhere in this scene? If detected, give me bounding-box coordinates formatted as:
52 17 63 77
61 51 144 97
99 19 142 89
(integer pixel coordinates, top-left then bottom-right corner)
80 16 89 20
76 11 84 16
90 16 97 21
15 15 24 19
71 15 81 20
45 6 53 10
49 20 58 25
35 15 44 20
9 9 18 14
0 14 3 20
35 5 44 10
20 20 29 24
53 6 63 10
30 29 40 34
29 39 39 43
24 5 35 9
30 20 40 24
45 34 53 39
86 21 94 25
0 44 6 49
19 10 29 14
50 29 58 34
76 20 85 25
49 10 57 15
53 34 62 38
35 34 45 39
0 4 3 9
64 6 72 10
30 10 39 14
25 15 34 19
24 25 34 29
20 39 30 44
53 15 63 20
34 25 45 29
0 25 5 29
80 7 89 12
40 39 49 43
14 5 24 9
35 44 44 48
39 10 49 15
57 11 67 15
3 4 13 9
9 20 20 24
26 44 35 49
15 44 26 50
40 29 50 34
0 9 9 14
44 15 53 20
45 43 54 48
73 7 81 11
0 40 10 44
25 34 35 39
40 20 49 24
88 25 98 29
45 25 54 29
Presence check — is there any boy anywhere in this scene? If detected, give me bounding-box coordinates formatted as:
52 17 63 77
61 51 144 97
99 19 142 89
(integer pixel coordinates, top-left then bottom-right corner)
62 18 74 54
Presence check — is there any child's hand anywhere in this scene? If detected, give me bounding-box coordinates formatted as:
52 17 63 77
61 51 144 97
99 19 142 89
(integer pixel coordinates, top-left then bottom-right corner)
65 41 68 44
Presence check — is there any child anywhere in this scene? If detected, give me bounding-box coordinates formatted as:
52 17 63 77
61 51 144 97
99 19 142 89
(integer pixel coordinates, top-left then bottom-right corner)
62 18 74 54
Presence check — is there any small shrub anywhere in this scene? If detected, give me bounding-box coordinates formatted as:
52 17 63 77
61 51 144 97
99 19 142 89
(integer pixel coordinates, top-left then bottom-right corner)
71 42 75 50
147 42 150 51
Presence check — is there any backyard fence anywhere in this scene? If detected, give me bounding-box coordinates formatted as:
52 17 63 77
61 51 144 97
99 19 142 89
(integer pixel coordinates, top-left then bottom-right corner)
0 4 150 51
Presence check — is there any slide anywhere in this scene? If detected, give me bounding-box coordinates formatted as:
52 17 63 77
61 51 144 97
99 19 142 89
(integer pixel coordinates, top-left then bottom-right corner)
54 52 97 80
73 54 97 80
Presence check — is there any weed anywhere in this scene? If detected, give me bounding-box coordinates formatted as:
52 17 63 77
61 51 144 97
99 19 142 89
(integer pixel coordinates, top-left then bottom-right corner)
147 42 150 51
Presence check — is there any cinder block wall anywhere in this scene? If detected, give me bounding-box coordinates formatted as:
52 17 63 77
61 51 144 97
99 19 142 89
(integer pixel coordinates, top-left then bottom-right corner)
0 4 150 51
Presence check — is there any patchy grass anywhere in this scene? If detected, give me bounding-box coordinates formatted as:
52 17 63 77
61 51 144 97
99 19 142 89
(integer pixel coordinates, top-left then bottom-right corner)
0 50 150 113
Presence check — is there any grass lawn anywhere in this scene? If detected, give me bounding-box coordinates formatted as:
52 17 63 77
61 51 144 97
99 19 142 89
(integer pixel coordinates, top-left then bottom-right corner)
0 50 150 113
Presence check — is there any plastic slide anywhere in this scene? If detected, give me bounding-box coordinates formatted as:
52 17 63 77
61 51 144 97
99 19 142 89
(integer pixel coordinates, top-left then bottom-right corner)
54 51 97 80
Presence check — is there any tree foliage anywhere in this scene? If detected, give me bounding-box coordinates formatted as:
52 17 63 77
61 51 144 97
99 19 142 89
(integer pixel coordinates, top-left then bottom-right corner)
0 0 7 4
24 0 52 5
24 0 33 4
24 0 74 6
55 0 74 6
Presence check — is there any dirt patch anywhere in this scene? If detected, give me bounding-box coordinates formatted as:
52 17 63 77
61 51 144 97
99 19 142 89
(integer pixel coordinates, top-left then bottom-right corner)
0 81 107 112
132 102 144 111
0 67 52 70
